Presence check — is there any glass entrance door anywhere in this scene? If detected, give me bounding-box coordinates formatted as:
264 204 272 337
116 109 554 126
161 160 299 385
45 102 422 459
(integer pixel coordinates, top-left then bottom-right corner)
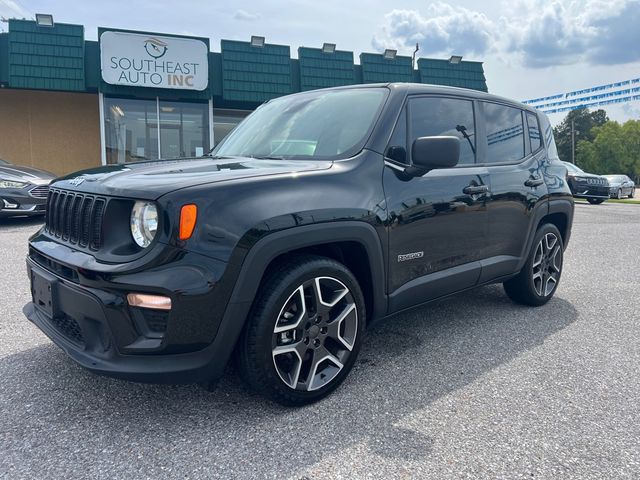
103 96 210 165
159 101 210 158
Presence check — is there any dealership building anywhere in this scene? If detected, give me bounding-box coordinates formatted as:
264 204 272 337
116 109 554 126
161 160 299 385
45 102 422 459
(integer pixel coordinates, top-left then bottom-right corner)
0 17 488 175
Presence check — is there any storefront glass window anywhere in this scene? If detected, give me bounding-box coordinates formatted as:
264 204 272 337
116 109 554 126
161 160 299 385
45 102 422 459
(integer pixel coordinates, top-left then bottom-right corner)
104 97 158 164
213 109 251 146
103 97 210 164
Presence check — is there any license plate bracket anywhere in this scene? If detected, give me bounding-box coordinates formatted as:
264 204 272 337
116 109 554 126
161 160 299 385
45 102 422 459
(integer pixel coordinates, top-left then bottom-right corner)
31 268 59 318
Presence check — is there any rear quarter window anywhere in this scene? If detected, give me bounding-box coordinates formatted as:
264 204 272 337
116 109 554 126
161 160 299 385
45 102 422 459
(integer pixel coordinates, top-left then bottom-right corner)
526 112 542 152
483 102 525 163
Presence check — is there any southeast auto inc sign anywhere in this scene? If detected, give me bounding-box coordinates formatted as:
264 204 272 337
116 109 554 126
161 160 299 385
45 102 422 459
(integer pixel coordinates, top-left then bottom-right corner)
100 31 208 91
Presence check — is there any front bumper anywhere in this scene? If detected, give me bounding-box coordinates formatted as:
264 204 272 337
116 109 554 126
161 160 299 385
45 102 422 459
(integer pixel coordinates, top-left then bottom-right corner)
23 246 241 384
571 185 610 199
0 184 49 217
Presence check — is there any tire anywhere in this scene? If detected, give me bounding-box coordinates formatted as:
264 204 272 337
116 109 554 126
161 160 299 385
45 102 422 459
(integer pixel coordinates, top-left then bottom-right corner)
617 189 623 199
587 197 605 204
236 254 365 406
630 188 635 199
504 223 564 307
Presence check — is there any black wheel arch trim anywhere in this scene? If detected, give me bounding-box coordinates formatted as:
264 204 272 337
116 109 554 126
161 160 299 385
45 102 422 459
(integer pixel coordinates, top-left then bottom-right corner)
547 197 574 248
202 221 387 382
515 198 573 275
232 221 387 316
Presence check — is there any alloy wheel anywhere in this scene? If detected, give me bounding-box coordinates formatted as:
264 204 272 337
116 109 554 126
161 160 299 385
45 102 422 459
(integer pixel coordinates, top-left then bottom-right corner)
617 189 623 199
272 276 357 391
532 232 562 297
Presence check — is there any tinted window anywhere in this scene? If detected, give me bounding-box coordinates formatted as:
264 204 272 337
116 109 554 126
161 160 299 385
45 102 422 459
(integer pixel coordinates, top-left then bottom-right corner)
409 97 476 165
385 107 407 164
526 112 541 151
539 113 559 160
214 88 387 160
484 103 525 163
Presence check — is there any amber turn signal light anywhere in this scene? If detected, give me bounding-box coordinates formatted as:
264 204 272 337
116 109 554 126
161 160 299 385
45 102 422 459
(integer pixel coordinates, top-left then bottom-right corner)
127 293 172 310
179 204 197 240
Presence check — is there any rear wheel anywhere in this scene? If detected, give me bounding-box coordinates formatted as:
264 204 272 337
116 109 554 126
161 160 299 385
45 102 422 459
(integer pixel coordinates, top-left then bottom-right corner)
504 223 564 306
236 254 365 406
587 197 605 204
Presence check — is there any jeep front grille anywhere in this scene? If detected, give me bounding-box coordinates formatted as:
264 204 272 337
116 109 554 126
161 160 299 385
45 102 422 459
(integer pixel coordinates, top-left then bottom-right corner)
45 189 106 250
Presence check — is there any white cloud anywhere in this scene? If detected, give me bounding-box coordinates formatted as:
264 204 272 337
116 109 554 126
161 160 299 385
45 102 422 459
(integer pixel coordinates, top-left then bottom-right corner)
0 0 32 20
507 0 640 67
373 0 640 68
372 3 496 58
233 9 260 21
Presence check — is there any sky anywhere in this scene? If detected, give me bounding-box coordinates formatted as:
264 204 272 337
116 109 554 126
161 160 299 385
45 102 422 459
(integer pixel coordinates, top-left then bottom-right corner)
1 0 639 125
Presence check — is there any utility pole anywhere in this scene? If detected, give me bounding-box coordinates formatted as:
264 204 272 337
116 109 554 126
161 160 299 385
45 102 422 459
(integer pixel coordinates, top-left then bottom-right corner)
571 119 575 165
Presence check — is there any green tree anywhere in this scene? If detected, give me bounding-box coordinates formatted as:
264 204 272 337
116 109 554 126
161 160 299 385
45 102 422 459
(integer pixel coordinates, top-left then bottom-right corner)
575 119 640 181
552 108 609 164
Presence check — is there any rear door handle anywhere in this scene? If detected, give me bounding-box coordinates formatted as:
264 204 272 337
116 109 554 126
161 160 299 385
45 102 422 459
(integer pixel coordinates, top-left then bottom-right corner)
463 184 489 195
525 176 544 187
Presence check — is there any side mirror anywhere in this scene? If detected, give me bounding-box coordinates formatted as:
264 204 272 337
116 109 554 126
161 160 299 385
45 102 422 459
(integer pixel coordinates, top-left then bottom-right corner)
406 136 460 176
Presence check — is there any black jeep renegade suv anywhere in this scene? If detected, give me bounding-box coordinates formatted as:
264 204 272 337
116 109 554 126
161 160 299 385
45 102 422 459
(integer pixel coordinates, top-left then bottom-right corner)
24 84 573 405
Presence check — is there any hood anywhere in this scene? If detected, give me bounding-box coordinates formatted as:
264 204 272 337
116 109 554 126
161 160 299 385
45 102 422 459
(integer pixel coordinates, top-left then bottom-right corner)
568 172 600 179
52 157 333 200
0 164 57 184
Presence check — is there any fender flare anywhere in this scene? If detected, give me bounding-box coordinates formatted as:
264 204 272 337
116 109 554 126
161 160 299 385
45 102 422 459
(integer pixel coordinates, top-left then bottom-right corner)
232 221 387 316
515 196 574 272
548 197 575 247
201 221 387 381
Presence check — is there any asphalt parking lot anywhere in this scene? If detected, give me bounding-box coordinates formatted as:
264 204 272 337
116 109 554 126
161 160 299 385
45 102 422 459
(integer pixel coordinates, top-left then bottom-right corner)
1 203 639 479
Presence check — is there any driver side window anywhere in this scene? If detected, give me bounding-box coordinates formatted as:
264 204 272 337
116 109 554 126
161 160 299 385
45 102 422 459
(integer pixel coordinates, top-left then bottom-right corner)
409 97 476 165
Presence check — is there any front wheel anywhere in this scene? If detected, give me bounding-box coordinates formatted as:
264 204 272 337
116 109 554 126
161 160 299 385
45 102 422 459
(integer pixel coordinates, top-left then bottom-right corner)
236 255 365 406
504 223 564 306
630 188 635 199
587 197 605 204
617 189 623 199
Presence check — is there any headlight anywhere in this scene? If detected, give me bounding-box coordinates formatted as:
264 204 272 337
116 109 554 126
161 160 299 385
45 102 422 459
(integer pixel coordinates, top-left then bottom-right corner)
130 201 158 248
0 179 28 189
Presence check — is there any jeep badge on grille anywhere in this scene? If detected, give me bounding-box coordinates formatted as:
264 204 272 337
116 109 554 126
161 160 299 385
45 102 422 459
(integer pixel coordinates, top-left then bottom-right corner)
69 177 85 187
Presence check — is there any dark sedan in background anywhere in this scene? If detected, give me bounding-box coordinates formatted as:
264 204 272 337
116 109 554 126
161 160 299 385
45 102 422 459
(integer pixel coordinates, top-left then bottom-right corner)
0 159 56 218
603 174 635 199
563 161 610 204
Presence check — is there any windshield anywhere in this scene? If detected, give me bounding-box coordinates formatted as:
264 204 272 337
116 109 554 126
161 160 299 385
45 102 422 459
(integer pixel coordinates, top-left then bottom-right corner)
563 162 585 174
212 88 388 160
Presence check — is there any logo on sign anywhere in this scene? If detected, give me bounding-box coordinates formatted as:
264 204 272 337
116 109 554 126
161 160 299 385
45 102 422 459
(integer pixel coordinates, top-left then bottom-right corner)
143 38 168 59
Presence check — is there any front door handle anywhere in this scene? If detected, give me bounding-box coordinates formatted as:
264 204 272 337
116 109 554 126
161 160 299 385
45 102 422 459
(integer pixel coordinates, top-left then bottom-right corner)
525 176 544 187
463 184 489 195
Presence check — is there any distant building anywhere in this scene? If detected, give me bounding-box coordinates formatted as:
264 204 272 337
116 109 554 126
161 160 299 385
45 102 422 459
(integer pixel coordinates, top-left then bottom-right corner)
0 18 488 175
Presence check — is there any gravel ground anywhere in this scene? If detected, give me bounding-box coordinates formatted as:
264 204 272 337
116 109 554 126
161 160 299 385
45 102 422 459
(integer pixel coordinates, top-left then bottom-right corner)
0 203 639 479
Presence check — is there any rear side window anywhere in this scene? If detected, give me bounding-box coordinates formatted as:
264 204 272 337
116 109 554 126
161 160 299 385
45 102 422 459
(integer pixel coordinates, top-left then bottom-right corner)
409 97 476 165
483 102 525 163
526 112 542 152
